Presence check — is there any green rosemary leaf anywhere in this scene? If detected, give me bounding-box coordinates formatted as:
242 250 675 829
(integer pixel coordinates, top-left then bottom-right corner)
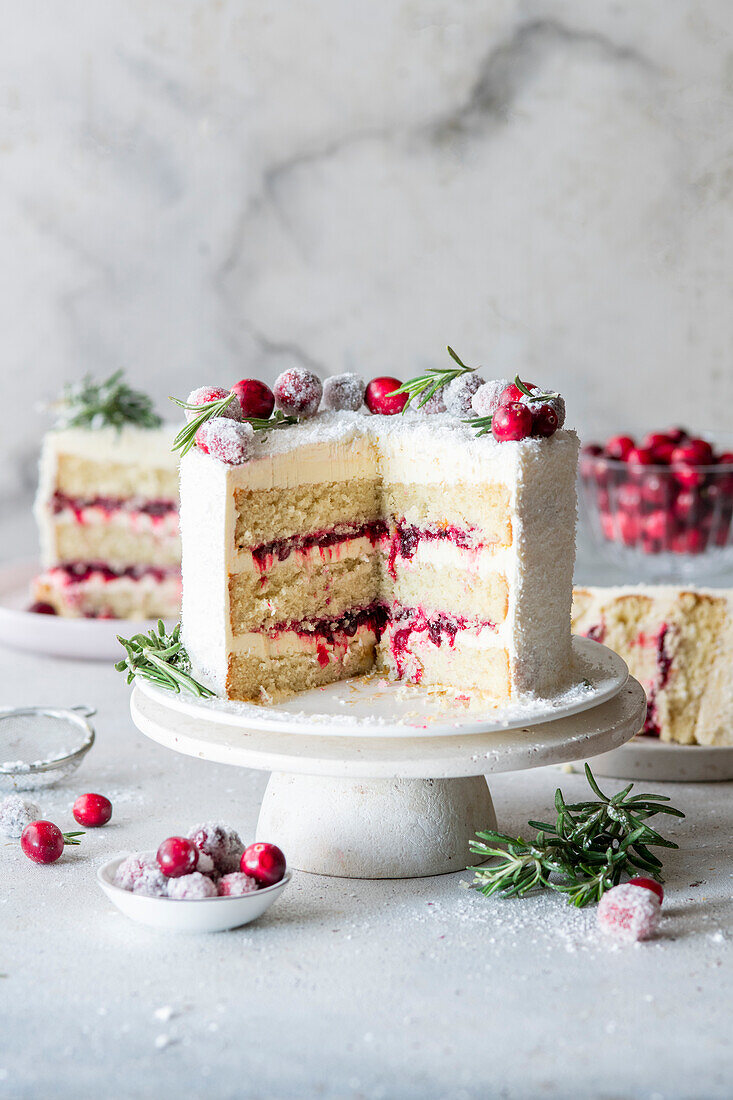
115 625 215 698
51 371 162 431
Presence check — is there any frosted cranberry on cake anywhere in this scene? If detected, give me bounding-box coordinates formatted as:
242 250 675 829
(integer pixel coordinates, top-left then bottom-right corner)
175 358 579 704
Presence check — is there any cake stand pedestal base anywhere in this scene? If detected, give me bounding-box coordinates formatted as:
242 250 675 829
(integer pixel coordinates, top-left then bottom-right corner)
257 773 496 878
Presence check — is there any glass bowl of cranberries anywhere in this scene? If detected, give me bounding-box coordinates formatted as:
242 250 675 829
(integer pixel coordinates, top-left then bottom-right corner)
579 429 733 580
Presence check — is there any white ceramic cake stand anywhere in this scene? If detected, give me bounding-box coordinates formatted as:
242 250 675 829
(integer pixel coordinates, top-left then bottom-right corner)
129 674 646 880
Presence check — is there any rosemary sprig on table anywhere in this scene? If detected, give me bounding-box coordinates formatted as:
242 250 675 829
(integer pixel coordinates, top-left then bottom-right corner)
389 345 475 410
115 621 215 698
52 371 162 431
61 831 85 846
170 395 297 456
469 764 684 908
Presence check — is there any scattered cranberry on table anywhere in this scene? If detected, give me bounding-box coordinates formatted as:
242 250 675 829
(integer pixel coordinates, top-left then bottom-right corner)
156 836 199 878
21 820 82 865
73 793 113 828
581 427 733 557
28 601 57 615
240 841 287 887
364 376 408 416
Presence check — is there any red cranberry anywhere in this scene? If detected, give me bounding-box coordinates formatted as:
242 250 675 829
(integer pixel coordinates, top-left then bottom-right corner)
716 452 733 496
672 528 707 554
230 379 275 420
650 441 675 465
29 602 57 615
605 435 635 461
21 821 65 864
642 510 675 548
672 439 714 466
672 463 705 490
185 386 243 423
492 402 533 442
600 513 615 540
717 451 733 466
714 511 732 546
628 876 664 904
626 446 655 467
674 489 701 523
642 432 673 450
156 836 199 878
641 474 670 509
617 511 640 547
580 444 603 479
273 368 323 418
364 376 408 416
499 381 537 405
195 425 211 454
240 842 286 887
617 482 642 512
665 427 688 444
73 793 112 828
531 403 559 437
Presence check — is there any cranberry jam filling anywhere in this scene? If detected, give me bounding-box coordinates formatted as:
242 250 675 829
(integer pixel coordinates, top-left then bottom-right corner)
51 491 178 522
266 604 390 645
250 520 389 571
48 562 178 585
642 624 673 737
389 606 497 681
387 521 481 579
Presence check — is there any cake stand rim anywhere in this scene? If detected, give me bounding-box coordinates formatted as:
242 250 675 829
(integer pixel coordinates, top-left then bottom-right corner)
129 677 646 780
133 636 628 739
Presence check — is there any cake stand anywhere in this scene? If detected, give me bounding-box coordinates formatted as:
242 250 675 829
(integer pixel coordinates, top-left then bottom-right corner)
129 667 646 880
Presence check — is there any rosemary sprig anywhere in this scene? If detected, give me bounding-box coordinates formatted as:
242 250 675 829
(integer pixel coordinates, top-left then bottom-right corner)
389 346 475 409
62 831 85 846
462 376 560 437
115 620 215 698
170 395 298 456
51 370 162 431
469 764 684 908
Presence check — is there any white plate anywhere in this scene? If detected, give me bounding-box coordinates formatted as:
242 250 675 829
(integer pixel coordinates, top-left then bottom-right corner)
0 559 174 660
137 636 628 738
590 736 733 782
97 853 291 933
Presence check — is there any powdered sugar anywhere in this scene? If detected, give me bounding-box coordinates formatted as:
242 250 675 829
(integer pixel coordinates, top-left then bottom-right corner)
321 373 365 412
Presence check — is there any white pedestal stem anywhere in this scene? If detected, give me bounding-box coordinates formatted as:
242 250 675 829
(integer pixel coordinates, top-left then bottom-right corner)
256 773 496 879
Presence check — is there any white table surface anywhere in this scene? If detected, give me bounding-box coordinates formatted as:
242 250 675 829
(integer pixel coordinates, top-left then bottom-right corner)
1 510 733 1100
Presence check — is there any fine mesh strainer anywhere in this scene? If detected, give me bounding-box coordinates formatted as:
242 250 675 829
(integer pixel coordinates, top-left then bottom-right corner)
0 705 96 791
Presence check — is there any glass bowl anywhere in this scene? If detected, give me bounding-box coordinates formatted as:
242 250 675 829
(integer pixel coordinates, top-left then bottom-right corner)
579 441 733 582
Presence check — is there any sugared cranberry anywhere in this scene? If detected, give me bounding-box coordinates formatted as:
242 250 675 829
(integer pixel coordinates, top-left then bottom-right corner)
0 795 41 838
627 877 664 904
321 373 365 412
197 419 255 465
444 373 485 417
28 602 56 615
273 368 323 418
21 821 66 864
188 822 244 874
218 872 259 897
492 402 533 443
499 381 537 405
672 440 714 467
531 403 559 438
156 836 199 878
605 435 635 461
597 883 661 942
73 793 112 828
364 376 408 416
167 872 217 900
230 379 275 420
471 379 510 419
240 842 286 887
626 446 655 468
185 386 243 423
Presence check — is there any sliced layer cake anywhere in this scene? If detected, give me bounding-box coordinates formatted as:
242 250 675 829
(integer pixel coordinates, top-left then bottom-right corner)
32 374 181 619
181 394 579 703
572 585 733 745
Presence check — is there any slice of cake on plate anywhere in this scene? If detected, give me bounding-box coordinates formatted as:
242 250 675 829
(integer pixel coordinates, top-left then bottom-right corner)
176 358 579 705
32 372 181 619
572 585 733 745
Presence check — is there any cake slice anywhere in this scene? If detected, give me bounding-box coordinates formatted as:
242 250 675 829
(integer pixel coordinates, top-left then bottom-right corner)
32 373 181 619
572 585 733 745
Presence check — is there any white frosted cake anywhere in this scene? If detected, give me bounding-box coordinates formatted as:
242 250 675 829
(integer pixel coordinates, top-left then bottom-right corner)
33 414 181 620
179 393 579 703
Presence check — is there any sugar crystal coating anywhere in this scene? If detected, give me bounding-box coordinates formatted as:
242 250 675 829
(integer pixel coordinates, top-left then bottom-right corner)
185 387 243 423
198 419 255 465
418 387 447 415
471 379 511 418
167 872 218 900
218 872 259 896
321 373 365 412
0 795 41 838
597 883 661 942
188 822 245 874
444 373 485 417
274 368 323 418
115 854 169 897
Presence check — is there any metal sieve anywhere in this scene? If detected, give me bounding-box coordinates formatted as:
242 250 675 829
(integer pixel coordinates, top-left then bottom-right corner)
0 704 96 791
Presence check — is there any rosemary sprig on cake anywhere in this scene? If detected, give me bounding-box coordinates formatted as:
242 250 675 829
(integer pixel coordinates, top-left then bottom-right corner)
52 370 162 431
388 346 475 410
469 764 684 907
115 621 215 698
170 386 298 457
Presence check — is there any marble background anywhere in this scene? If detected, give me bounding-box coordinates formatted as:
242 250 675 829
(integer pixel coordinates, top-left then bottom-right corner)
2 0 733 505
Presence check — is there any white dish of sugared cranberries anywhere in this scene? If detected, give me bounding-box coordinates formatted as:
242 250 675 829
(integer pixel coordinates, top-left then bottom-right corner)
97 846 290 934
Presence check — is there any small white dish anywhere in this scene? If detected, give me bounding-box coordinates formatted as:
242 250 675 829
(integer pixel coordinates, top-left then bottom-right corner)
0 559 175 661
97 853 291 932
590 736 733 783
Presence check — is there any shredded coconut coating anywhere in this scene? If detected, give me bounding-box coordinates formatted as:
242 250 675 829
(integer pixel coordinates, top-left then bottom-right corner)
597 883 661 942
321 373 365 412
188 822 245 874
218 872 259 896
0 795 41 838
444 373 485 417
167 872 218 900
274 368 323 418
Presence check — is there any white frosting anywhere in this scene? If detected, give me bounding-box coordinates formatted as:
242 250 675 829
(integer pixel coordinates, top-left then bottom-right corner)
180 412 579 698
